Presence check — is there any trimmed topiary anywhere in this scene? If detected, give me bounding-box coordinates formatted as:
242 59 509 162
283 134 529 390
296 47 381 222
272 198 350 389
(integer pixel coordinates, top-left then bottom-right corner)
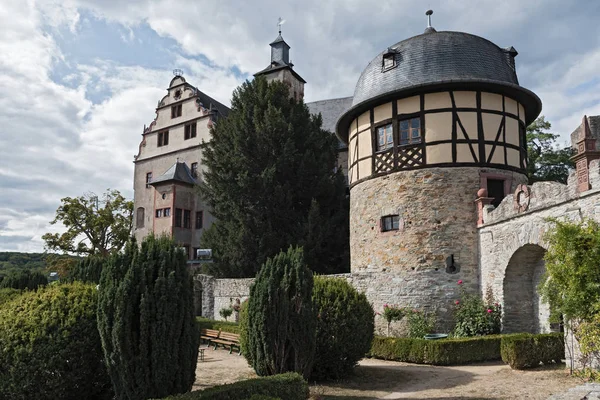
244 247 316 379
0 282 112 399
97 235 199 400
500 333 564 369
311 276 374 380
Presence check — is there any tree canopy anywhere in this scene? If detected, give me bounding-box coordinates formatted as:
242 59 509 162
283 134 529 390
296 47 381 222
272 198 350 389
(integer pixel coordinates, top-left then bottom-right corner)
526 116 575 184
42 189 133 257
198 77 349 277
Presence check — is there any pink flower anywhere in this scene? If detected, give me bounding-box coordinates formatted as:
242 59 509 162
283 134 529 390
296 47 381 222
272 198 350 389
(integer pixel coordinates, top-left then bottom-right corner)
487 309 492 313
455 300 460 305
494 302 499 307
384 303 388 308
457 280 463 285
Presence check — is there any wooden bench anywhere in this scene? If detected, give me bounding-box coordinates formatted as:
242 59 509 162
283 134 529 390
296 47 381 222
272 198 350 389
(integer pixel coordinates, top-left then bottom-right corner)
200 329 220 348
211 331 241 355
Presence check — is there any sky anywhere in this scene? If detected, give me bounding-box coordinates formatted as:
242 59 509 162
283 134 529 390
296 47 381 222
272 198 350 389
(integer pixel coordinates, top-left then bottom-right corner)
1 0 600 253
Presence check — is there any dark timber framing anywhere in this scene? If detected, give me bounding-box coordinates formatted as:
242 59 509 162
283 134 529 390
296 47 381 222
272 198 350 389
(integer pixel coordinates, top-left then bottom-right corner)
347 90 528 189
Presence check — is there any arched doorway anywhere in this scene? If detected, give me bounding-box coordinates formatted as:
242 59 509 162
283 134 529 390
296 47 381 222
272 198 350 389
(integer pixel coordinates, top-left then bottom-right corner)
502 244 552 333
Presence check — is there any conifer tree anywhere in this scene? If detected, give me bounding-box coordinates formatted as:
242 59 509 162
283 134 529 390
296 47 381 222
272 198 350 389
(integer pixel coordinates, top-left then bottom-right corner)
244 247 316 379
199 77 349 277
97 235 199 400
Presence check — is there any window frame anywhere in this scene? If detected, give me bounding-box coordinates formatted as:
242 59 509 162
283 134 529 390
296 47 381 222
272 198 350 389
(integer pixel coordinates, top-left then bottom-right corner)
381 50 397 72
195 211 203 229
184 122 197 140
191 162 198 178
175 208 183 228
183 209 191 229
375 122 394 152
398 116 422 147
171 104 182 119
146 172 153 188
136 207 145 228
157 131 169 147
381 215 400 232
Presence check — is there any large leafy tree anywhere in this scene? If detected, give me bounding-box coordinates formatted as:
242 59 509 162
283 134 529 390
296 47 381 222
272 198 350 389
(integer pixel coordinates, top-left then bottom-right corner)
526 116 575 184
199 77 349 277
42 189 133 257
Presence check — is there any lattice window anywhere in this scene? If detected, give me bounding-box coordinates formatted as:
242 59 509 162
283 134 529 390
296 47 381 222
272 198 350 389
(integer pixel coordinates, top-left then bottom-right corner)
374 150 394 173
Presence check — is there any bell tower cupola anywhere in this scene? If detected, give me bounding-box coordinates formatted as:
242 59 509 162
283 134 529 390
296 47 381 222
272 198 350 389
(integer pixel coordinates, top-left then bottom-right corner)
254 18 306 101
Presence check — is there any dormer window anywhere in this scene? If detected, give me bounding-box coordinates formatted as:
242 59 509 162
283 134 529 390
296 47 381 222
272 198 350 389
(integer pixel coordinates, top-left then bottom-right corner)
382 50 397 72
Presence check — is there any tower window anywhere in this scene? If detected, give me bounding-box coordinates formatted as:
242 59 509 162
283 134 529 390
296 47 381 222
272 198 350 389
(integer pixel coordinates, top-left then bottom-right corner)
382 51 396 71
381 215 400 232
184 123 197 140
191 162 198 178
376 123 393 151
146 172 152 188
195 211 203 229
158 131 169 147
171 104 182 118
399 117 421 146
487 179 505 208
175 208 183 228
136 207 145 228
183 210 191 228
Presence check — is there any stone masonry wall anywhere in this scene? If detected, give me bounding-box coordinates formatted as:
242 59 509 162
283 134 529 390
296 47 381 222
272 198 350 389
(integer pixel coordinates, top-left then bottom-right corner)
213 278 254 322
350 167 527 328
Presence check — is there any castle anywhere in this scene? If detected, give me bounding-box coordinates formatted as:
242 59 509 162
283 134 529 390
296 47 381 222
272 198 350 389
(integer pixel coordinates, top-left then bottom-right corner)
133 14 600 338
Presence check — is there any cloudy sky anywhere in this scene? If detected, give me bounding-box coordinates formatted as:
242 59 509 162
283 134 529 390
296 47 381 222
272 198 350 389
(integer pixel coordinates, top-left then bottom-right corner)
1 0 599 253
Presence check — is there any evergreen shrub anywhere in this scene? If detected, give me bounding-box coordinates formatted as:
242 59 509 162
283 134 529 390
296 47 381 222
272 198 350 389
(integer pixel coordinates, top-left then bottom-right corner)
244 247 316 379
500 333 564 369
369 335 503 365
197 317 240 334
311 276 374 380
161 373 308 400
67 255 105 283
0 282 112 400
0 287 22 306
0 268 47 290
97 235 199 400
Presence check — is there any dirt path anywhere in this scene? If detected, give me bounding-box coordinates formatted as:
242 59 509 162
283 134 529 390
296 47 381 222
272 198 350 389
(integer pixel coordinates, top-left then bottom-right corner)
193 349 581 399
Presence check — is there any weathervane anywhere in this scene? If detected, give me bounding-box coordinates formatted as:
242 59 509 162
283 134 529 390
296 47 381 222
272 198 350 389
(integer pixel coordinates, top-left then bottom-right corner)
277 17 286 35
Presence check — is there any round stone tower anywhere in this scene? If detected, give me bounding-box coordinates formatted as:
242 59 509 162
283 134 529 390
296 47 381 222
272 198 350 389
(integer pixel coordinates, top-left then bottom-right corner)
336 23 541 326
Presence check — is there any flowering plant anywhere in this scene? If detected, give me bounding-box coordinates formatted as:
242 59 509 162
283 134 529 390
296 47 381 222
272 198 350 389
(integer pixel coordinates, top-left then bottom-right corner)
380 304 406 336
453 282 502 337
405 309 436 338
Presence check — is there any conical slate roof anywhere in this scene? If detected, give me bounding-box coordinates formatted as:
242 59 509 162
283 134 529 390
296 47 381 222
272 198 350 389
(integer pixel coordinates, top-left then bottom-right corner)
150 162 196 186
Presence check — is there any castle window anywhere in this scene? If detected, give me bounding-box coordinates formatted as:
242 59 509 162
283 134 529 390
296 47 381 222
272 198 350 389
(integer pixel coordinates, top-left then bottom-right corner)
158 131 169 147
164 208 171 217
487 179 505 208
399 117 421 146
381 215 400 232
171 104 182 118
136 207 145 228
195 211 203 229
183 210 191 228
382 51 396 71
376 123 394 151
191 162 198 178
175 208 183 227
146 172 152 188
156 209 163 218
184 122 197 140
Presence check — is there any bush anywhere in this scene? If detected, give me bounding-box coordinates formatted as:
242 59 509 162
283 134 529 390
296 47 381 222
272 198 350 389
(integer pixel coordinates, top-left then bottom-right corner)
500 333 564 369
0 287 22 306
406 309 436 339
578 314 600 367
219 306 234 321
97 235 199 400
0 282 112 399
244 247 316 379
67 255 105 283
197 317 240 334
453 281 501 337
369 335 503 365
311 276 374 380
162 373 308 400
0 268 47 290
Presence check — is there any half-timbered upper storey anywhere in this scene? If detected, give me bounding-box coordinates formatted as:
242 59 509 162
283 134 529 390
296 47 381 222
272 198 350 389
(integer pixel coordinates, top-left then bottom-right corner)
336 29 542 187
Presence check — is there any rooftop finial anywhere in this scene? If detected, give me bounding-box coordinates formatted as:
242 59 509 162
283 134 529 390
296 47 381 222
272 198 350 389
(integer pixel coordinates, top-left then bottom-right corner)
277 17 286 35
424 10 437 33
173 69 184 77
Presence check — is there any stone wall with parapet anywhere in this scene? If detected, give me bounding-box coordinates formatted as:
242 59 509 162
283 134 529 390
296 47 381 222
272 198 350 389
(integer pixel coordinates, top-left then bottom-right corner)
213 278 254 322
478 160 600 333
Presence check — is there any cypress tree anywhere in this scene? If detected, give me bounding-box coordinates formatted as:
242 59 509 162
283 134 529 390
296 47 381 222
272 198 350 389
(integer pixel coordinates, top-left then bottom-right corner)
97 235 199 400
244 246 316 379
199 76 349 277
67 255 104 283
0 269 47 290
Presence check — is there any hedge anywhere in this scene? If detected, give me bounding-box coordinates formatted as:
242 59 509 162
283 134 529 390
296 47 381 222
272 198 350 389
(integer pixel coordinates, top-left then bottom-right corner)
161 373 308 400
369 335 503 365
500 333 564 369
197 317 240 334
